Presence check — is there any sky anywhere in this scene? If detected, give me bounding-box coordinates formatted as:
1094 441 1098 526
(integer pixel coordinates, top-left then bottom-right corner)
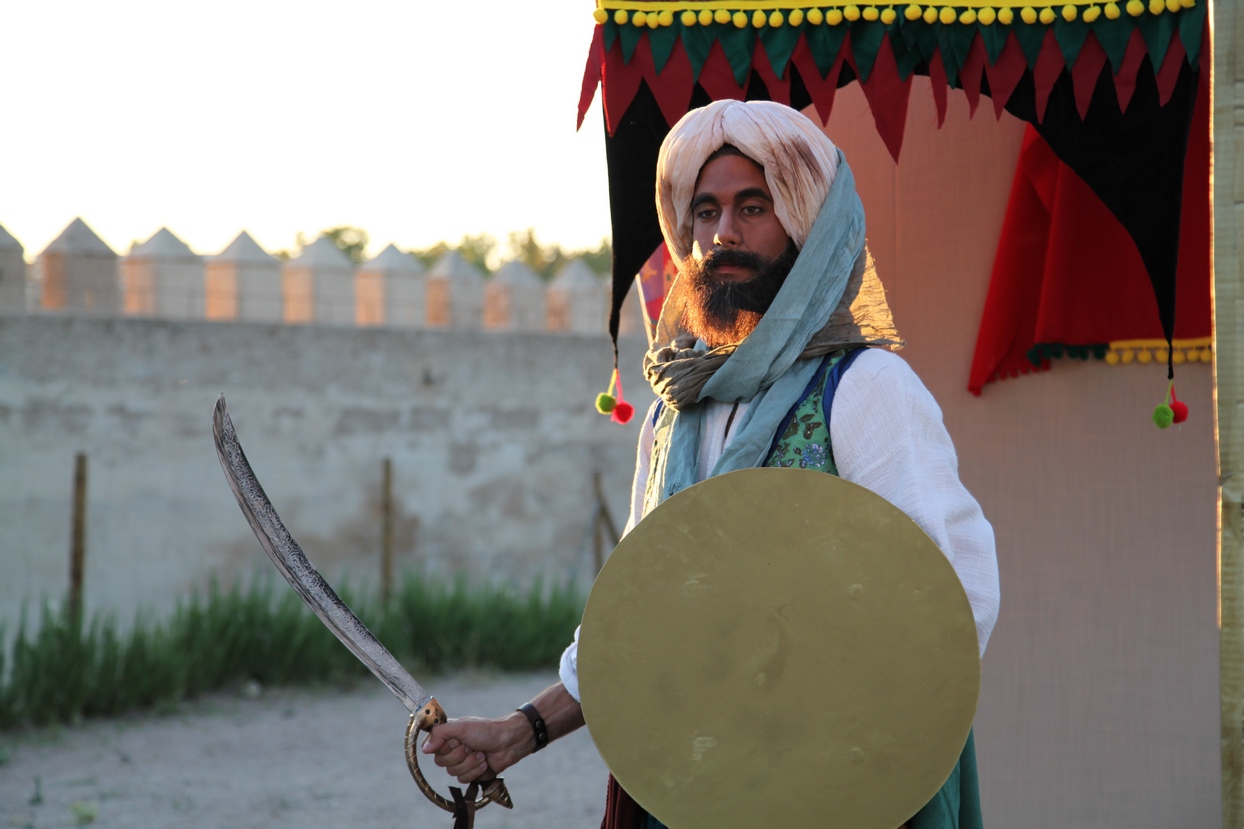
0 2 611 263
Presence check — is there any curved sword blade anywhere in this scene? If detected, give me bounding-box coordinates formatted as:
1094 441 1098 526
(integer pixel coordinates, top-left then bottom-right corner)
212 395 432 714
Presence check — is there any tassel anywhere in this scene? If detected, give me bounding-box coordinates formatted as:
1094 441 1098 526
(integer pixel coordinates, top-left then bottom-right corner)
1153 379 1188 429
595 368 634 424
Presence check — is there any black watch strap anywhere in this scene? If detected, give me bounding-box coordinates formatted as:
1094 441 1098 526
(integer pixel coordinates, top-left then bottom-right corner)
517 702 549 752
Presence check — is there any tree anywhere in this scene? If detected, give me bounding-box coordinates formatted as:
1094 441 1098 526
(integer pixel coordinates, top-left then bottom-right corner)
321 226 370 265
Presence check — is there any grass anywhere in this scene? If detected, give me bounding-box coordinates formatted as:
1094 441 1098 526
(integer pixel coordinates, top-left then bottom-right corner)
0 574 583 731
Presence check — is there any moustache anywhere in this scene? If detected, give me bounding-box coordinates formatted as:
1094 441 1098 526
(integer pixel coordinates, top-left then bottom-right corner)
700 248 770 274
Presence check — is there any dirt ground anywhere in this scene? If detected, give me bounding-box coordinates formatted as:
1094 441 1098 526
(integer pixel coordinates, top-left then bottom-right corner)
0 671 609 829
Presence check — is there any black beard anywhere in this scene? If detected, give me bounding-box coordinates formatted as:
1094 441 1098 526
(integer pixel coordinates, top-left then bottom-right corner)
680 242 798 348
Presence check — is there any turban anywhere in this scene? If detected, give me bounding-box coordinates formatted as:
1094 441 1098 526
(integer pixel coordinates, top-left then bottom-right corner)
656 100 841 263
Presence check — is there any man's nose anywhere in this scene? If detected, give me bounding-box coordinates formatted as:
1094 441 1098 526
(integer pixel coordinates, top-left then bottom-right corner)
713 209 741 247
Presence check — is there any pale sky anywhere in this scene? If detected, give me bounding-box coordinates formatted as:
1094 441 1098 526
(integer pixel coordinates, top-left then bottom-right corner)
0 2 611 263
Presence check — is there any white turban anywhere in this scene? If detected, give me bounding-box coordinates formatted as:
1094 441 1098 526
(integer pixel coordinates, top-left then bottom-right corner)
655 100 841 264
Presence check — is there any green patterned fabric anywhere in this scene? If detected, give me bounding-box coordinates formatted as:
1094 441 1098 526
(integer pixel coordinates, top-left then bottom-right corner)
764 348 845 474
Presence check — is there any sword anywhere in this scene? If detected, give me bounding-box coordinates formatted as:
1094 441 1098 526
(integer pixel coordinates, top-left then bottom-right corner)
211 395 513 825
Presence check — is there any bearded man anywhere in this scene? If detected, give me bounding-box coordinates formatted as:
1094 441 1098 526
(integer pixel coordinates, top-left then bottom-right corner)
424 100 1001 829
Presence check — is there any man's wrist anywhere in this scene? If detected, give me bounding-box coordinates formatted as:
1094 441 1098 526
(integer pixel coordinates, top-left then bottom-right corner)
502 710 539 756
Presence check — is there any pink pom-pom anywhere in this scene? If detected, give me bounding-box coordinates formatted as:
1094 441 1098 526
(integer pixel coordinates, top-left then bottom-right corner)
610 400 635 424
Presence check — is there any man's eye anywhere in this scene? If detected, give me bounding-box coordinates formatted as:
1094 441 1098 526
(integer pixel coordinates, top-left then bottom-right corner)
695 209 718 220
741 205 763 216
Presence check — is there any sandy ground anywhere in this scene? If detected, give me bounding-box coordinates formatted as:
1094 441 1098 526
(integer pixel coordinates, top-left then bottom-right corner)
0 671 609 829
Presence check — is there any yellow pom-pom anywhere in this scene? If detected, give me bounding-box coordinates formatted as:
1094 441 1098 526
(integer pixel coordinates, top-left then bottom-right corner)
753 8 768 26
790 9 805 25
959 8 977 23
998 7 1014 22
845 5 862 21
863 6 880 21
593 8 609 24
614 9 629 24
881 7 898 22
733 10 749 27
698 9 713 25
1200 347 1213 362
1105 351 1121 366
1120 349 1135 364
978 7 997 23
1062 3 1077 19
1126 0 1145 15
682 9 698 26
1039 7 1057 22
658 9 674 25
1165 0 1180 11
939 6 956 23
906 3 924 19
1137 349 1153 364
769 9 784 26
714 8 732 24
632 10 646 26
1105 1 1121 15
1173 349 1187 365
1148 0 1164 12
648 11 662 28
923 6 939 23
808 7 825 23
1155 347 1169 363
1021 6 1038 22
1180 0 1195 8
828 8 846 23
1082 5 1101 21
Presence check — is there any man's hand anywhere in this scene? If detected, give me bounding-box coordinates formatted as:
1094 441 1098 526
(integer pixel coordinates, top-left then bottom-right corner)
421 682 587 784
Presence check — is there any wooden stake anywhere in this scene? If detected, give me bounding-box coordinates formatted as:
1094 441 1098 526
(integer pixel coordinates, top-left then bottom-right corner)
69 452 87 619
592 470 621 574
1213 4 1244 824
381 457 394 605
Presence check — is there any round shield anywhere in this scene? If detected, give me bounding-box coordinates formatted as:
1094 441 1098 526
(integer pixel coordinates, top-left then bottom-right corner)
578 467 979 829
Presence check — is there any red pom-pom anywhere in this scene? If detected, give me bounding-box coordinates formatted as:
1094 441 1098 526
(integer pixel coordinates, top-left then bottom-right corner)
610 400 635 424
1171 400 1188 423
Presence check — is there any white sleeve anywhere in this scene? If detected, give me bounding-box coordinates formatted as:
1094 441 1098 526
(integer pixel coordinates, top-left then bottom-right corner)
831 349 1001 656
560 401 661 703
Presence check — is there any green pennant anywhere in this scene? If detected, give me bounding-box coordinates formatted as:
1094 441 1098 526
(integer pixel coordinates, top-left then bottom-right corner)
890 26 924 81
1053 17 1091 69
979 23 1010 65
718 25 757 86
604 21 618 53
649 23 679 74
1135 10 1176 69
757 20 802 78
1091 17 1132 73
949 22 978 72
1013 22 1048 69
903 16 940 64
681 23 716 81
806 23 849 78
1179 2 1206 68
937 26 963 87
619 22 643 64
850 20 887 82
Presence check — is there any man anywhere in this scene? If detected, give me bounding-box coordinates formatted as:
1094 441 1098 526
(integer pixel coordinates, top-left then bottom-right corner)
424 100 1001 828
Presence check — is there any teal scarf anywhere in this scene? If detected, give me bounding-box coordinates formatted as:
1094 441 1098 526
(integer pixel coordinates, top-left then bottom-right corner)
646 154 867 507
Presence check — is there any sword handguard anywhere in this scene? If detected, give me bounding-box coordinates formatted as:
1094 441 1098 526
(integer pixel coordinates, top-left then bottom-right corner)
405 698 515 818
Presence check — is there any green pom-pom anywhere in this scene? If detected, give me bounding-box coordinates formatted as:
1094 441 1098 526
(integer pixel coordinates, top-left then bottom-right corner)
596 393 616 414
1153 403 1174 429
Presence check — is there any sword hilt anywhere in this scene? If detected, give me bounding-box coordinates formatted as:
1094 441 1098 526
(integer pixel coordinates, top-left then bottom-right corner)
404 698 514 822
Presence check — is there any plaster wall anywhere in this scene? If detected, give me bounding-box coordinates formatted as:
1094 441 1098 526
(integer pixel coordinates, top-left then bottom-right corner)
0 317 651 638
0 249 24 312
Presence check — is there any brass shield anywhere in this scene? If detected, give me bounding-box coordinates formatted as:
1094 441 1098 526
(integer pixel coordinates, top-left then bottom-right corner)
578 467 980 828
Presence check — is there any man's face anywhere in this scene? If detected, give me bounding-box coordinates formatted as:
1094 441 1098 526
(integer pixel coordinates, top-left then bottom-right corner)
681 153 797 347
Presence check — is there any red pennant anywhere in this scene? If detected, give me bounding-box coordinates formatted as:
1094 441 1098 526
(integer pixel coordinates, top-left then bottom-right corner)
1155 34 1187 106
791 35 846 126
602 40 644 136
1115 29 1148 114
698 40 747 102
752 39 791 105
929 49 949 127
1071 33 1109 120
634 37 695 129
959 36 988 118
858 35 911 161
577 24 606 131
1033 29 1065 123
985 33 1028 119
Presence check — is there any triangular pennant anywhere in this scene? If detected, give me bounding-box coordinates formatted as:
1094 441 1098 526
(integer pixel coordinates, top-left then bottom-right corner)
648 23 679 74
637 35 696 127
904 15 940 64
717 25 757 86
603 39 645 135
1091 16 1132 72
1033 29 1066 122
791 34 846 125
1071 33 1109 120
850 19 887 82
1179 3 1206 68
1135 8 1177 70
758 21 802 79
890 27 924 81
960 36 989 118
805 22 849 78
929 46 950 125
858 34 913 161
604 21 619 53
949 21 978 75
753 37 792 104
698 38 748 101
619 21 643 64
1052 17 1092 71
985 32 1028 118
680 22 715 81
1155 33 1187 106
936 26 962 87
980 22 1010 65
577 24 606 131
1115 28 1148 113
1013 22 1047 69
